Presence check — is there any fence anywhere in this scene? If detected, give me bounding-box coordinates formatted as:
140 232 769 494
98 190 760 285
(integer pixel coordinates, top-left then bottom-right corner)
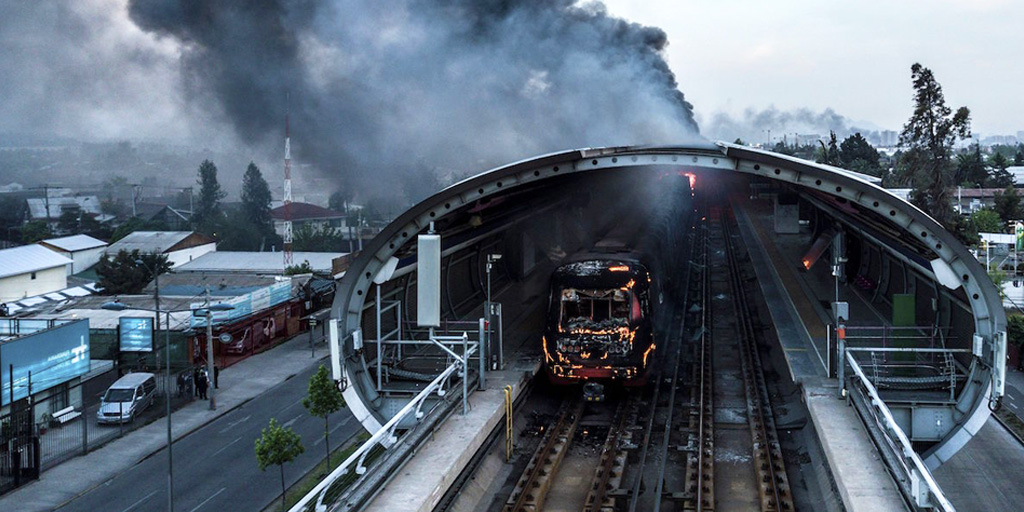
0 362 207 496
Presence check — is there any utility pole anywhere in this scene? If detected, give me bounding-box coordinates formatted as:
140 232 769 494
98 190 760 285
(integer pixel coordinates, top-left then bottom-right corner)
205 286 216 410
283 96 294 266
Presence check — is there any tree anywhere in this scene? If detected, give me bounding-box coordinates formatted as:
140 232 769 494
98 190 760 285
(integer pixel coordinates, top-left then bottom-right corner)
293 223 346 252
816 131 841 166
302 365 346 468
899 63 971 229
955 145 987 186
993 186 1022 224
969 208 1002 236
839 133 883 176
988 152 1013 188
1015 147 1024 167
285 260 315 275
241 162 274 241
20 220 52 243
96 249 171 295
194 160 226 236
255 418 305 512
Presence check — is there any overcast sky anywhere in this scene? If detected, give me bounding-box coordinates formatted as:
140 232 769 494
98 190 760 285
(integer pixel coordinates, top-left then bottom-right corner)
602 0 1024 137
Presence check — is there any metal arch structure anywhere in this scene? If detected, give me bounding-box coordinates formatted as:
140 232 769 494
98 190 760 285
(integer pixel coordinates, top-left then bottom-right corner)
330 141 1006 468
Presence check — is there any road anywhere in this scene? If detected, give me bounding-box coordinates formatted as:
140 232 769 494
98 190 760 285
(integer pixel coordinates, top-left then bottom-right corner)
57 364 359 512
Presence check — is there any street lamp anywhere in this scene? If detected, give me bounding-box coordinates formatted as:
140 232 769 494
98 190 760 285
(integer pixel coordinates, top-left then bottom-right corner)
486 254 502 371
102 299 177 512
192 302 234 411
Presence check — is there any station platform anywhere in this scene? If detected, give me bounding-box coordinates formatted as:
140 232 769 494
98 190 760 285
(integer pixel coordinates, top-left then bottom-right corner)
363 360 540 512
734 198 909 512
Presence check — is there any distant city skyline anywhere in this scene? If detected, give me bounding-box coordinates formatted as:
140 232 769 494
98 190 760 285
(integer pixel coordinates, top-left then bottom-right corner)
602 0 1024 138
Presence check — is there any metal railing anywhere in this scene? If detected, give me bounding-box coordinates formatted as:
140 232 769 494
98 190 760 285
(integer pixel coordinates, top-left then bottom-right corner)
289 336 478 512
845 351 956 511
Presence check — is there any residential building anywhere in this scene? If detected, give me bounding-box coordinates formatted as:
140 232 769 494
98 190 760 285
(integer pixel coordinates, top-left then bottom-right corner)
270 202 345 237
175 251 345 275
104 231 215 268
0 244 72 302
39 234 108 274
25 195 102 222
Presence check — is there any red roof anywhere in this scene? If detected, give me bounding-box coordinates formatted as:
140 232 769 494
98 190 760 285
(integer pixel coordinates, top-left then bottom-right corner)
271 202 344 221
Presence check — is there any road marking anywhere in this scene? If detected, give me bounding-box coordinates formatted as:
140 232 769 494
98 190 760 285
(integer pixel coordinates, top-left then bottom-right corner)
211 436 242 457
282 414 301 429
121 489 158 512
314 421 348 446
189 487 225 512
1006 394 1016 401
1010 403 1019 410
218 415 251 434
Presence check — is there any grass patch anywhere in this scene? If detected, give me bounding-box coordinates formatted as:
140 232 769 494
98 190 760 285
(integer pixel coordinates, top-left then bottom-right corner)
263 431 372 512
996 408 1024 445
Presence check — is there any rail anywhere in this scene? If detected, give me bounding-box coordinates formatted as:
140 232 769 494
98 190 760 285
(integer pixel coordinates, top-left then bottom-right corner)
844 351 956 511
289 341 477 512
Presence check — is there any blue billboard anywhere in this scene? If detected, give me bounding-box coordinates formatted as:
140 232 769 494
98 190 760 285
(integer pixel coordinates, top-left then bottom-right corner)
0 319 90 407
190 280 292 328
119 317 154 352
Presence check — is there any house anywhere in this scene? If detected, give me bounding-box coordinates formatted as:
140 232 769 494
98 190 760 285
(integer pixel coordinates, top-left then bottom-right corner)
105 231 216 268
0 244 72 302
135 202 192 230
26 195 102 221
270 202 346 237
175 251 345 275
39 234 108 274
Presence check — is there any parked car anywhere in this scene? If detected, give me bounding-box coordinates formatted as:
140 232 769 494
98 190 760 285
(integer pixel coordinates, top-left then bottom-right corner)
97 373 157 424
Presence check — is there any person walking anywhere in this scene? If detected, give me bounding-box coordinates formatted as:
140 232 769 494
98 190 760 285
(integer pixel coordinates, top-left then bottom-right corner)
197 369 209 400
213 365 219 389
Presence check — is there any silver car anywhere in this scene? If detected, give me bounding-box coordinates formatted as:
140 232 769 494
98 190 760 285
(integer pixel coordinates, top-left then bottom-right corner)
97 372 157 424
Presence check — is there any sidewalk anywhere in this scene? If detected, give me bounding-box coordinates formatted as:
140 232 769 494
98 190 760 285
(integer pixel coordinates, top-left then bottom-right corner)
0 333 328 512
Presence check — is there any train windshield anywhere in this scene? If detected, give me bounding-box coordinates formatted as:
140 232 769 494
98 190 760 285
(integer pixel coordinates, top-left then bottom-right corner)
559 288 641 330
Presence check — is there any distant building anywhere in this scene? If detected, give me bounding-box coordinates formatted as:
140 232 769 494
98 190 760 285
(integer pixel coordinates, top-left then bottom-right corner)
39 235 108 275
105 231 216 268
879 130 899 148
175 251 345 275
0 244 72 302
26 195 102 221
270 202 346 238
1009 166 1024 187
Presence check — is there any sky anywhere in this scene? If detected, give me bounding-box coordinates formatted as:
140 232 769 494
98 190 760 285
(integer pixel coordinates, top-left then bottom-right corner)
602 0 1024 138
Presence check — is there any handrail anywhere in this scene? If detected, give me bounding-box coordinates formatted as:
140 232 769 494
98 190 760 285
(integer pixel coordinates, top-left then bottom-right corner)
289 347 475 512
845 351 956 511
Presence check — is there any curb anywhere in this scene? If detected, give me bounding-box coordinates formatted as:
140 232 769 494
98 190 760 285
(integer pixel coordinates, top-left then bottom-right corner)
43 352 329 510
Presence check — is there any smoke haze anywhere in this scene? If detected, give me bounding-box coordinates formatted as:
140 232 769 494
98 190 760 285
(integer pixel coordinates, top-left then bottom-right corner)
702 106 883 145
1 0 701 196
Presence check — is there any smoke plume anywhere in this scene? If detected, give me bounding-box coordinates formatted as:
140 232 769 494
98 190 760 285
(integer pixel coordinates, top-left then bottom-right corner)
702 106 881 145
119 0 699 194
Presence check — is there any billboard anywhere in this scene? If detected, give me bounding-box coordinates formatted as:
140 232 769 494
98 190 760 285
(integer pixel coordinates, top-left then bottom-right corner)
190 280 292 328
119 317 154 352
0 319 90 407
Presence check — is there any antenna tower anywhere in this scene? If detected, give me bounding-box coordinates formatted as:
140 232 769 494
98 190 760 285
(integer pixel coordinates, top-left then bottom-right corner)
283 104 294 265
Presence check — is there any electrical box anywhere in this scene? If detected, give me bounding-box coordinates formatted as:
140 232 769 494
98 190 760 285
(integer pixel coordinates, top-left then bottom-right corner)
417 233 442 327
832 301 849 323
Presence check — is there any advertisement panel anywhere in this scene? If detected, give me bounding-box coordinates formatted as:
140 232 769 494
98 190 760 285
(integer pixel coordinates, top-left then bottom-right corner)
190 280 292 328
0 319 90 407
119 316 154 352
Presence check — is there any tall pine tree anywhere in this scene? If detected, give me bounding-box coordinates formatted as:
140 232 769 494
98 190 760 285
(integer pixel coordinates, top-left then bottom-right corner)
241 162 274 242
193 160 226 237
899 63 971 228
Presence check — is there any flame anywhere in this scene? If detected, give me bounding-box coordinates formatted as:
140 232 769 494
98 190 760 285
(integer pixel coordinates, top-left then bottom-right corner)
568 326 637 343
643 344 656 366
542 336 553 363
802 259 811 270
608 265 629 272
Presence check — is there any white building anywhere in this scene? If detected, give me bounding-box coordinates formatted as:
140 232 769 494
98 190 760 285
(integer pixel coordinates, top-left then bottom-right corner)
26 195 102 221
176 251 345 275
105 231 216 268
39 234 108 275
0 244 72 303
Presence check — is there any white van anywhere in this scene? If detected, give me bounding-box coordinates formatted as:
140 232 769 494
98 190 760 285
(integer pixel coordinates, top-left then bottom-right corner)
97 372 157 424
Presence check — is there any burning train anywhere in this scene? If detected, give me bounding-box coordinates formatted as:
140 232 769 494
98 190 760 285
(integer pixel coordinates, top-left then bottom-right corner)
542 255 655 387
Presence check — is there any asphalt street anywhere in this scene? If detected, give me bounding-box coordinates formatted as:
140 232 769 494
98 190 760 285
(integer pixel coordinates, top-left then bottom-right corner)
57 364 359 512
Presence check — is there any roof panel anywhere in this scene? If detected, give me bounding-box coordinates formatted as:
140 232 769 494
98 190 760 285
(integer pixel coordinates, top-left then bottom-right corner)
41 234 108 252
0 244 73 278
106 231 194 255
176 251 345 274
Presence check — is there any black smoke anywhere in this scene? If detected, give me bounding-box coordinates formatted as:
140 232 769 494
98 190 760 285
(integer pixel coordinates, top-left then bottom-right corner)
125 0 701 194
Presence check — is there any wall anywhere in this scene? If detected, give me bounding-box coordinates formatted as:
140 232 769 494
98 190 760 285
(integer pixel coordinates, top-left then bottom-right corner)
70 247 105 274
0 265 68 302
166 243 216 268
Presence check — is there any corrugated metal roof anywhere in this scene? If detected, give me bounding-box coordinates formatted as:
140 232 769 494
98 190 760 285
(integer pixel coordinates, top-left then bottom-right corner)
106 231 194 255
0 244 73 278
41 234 108 252
26 196 102 219
176 251 345 274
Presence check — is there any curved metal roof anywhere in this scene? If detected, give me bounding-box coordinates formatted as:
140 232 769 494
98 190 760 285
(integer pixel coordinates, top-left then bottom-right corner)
330 142 1006 469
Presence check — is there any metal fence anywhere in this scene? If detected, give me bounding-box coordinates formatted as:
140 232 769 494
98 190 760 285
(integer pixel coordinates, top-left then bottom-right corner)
0 365 205 496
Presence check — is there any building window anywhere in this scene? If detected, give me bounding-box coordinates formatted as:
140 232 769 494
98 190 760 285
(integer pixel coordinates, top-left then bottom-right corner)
49 382 69 412
31 272 37 280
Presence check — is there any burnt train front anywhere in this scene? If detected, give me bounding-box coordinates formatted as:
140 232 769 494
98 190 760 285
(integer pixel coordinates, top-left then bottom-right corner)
542 259 654 386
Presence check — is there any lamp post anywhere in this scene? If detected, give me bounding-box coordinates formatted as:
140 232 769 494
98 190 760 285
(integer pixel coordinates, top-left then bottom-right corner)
486 254 502 371
194 294 234 411
102 299 176 512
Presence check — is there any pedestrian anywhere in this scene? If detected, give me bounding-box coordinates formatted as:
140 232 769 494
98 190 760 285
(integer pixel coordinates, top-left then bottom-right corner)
193 366 201 399
197 369 209 400
213 365 219 389
177 371 186 398
0 303 8 317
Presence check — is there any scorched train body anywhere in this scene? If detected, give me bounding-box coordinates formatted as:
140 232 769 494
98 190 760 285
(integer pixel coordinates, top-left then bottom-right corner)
543 255 655 386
